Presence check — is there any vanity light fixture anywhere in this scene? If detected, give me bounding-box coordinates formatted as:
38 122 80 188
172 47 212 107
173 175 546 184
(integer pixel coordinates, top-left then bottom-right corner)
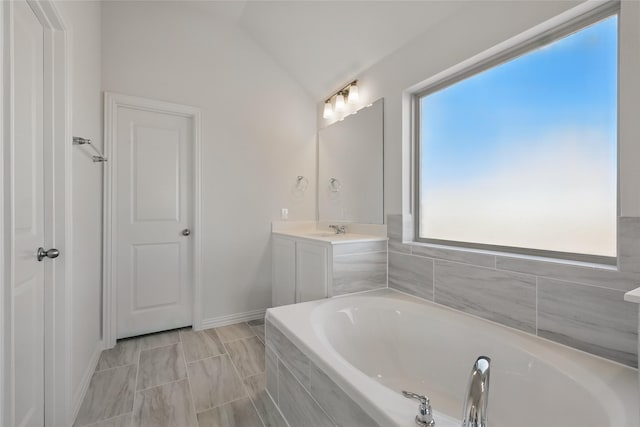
323 101 333 119
334 92 346 111
347 81 359 103
323 80 359 119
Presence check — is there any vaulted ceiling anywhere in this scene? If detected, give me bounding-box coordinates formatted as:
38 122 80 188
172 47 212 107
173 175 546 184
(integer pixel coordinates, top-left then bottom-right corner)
188 1 466 100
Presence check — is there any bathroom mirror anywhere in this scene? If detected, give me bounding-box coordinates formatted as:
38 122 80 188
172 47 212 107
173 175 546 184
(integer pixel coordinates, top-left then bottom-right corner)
318 98 384 224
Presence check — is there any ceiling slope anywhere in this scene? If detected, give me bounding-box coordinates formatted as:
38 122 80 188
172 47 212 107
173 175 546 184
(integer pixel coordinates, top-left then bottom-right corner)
236 1 465 99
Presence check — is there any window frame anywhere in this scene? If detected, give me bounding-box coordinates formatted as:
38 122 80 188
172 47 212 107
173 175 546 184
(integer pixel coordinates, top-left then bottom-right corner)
413 3 619 265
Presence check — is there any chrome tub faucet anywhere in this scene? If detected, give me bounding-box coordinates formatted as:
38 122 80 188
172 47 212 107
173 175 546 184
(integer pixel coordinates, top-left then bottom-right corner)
461 356 491 427
402 390 435 426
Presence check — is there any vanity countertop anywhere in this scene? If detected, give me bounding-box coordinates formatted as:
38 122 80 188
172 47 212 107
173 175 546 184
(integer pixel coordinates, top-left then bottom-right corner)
272 230 387 244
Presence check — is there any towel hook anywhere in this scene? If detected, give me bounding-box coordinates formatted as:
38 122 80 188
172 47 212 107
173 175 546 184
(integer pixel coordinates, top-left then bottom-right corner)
296 175 308 191
329 177 342 192
73 136 107 163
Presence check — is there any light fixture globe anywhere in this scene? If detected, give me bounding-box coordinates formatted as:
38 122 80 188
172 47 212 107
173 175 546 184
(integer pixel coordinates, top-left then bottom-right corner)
323 101 333 119
335 92 345 111
348 83 359 103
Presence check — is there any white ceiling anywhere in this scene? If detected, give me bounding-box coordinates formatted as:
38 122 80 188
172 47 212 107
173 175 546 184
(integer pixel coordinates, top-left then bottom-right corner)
187 1 465 100
236 1 464 99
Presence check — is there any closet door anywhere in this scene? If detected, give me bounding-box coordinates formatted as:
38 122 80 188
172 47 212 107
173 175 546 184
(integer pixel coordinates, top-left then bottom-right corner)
12 1 46 425
115 105 194 338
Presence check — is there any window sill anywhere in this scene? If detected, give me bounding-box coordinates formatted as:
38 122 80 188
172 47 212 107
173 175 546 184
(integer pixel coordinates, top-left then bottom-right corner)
406 240 618 272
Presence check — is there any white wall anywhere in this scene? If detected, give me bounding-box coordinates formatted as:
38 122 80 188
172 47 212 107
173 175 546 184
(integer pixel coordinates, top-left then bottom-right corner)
318 0 640 229
55 0 103 420
318 1 589 217
101 1 317 321
317 0 640 366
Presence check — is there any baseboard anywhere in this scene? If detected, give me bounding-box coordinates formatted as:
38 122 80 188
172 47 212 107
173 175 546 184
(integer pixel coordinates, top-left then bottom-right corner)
70 339 103 425
199 308 266 330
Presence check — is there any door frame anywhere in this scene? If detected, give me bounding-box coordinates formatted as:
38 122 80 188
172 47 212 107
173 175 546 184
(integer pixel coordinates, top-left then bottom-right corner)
1 0 71 426
103 92 203 348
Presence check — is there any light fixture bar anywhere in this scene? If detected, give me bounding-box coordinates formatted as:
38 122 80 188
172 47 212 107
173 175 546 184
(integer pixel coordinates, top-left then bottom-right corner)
324 80 359 105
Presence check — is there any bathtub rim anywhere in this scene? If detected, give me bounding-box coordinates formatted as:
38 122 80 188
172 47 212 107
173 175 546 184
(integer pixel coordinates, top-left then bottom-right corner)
265 288 639 427
334 287 639 370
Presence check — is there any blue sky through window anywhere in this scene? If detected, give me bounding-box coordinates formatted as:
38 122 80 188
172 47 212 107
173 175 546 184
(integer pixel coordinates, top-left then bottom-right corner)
419 16 617 257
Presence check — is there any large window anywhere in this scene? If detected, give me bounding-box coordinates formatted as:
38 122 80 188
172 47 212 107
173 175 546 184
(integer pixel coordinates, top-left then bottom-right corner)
416 12 618 261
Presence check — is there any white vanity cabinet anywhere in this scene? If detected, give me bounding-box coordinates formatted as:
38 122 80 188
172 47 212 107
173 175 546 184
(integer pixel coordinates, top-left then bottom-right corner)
271 235 330 306
295 241 330 303
271 229 387 307
272 236 297 306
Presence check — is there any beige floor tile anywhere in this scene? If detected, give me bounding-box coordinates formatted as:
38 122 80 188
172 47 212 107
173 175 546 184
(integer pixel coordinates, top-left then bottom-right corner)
85 413 132 427
181 328 225 362
74 364 137 426
196 398 262 427
187 354 246 412
138 330 180 350
225 337 265 378
133 379 197 427
75 325 286 427
96 339 140 371
214 323 255 343
138 343 187 390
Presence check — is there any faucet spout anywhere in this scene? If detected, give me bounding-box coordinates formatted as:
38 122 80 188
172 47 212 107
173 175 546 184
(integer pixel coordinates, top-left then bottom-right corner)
461 356 491 427
328 224 346 234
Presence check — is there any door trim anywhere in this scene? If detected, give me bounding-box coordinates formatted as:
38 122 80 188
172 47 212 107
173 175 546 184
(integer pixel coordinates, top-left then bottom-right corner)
103 92 203 348
1 0 71 425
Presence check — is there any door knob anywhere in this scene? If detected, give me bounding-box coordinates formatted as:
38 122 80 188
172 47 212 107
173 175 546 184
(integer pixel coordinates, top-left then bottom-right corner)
182 228 191 236
37 247 59 262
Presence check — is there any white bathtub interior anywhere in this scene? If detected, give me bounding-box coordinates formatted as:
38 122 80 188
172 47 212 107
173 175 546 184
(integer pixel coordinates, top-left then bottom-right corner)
266 290 639 427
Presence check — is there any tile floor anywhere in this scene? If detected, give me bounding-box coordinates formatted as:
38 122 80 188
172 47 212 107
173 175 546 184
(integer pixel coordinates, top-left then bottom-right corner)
74 319 287 427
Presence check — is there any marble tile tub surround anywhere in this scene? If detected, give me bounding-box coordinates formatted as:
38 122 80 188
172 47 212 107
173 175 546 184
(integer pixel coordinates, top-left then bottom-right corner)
74 319 287 427
387 214 639 368
333 240 388 296
625 286 640 304
265 319 380 427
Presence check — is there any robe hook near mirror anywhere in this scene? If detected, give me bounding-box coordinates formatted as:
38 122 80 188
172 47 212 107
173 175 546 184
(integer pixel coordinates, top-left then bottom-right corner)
73 136 107 163
296 175 308 191
329 177 342 192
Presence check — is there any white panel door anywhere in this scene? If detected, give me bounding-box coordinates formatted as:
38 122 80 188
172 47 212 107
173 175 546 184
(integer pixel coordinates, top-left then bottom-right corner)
12 1 45 425
295 242 329 303
272 236 296 306
116 107 193 338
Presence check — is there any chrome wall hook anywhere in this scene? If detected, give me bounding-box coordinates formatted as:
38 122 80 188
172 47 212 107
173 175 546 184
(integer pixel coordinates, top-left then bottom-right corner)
296 175 308 190
73 136 107 163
